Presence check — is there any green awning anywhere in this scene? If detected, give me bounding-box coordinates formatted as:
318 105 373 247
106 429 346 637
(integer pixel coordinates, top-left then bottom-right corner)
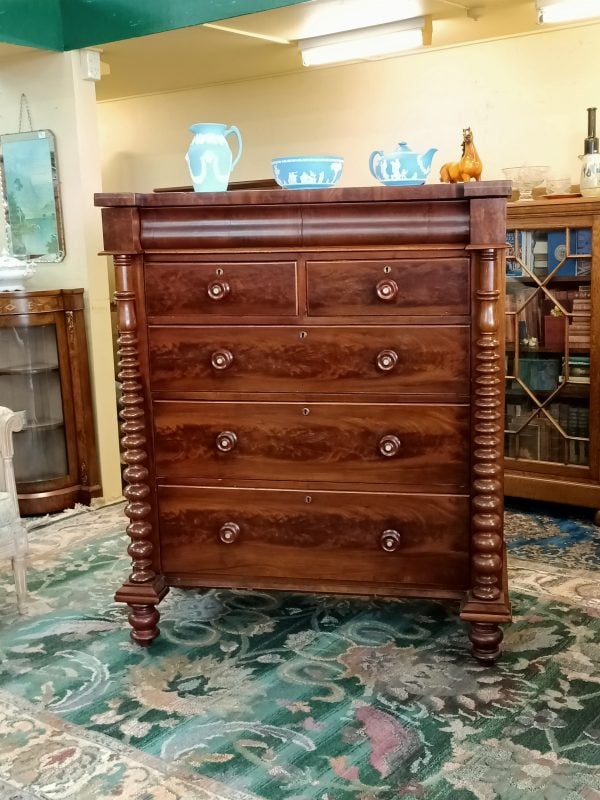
0 0 307 51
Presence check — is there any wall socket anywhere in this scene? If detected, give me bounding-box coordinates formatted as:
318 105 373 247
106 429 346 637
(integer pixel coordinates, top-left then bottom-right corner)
80 49 101 81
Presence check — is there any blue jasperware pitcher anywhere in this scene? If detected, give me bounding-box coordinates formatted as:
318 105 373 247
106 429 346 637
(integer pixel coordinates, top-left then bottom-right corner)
185 122 243 192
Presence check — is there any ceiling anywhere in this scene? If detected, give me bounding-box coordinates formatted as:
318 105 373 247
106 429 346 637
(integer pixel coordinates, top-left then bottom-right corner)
94 0 545 101
1 0 594 101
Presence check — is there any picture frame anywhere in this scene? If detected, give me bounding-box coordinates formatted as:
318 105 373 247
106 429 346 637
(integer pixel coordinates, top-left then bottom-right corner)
0 129 65 262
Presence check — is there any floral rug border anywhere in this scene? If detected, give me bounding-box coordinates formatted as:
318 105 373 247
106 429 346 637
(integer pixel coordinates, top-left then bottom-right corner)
0 689 262 800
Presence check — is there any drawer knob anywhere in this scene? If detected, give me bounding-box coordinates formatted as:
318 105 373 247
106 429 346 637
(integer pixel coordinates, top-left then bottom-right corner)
207 279 231 300
219 521 240 544
216 430 238 452
211 349 234 370
379 434 402 457
376 349 399 372
380 529 402 552
376 278 398 302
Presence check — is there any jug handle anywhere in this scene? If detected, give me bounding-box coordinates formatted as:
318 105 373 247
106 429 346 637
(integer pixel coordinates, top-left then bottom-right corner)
224 125 243 171
369 150 383 180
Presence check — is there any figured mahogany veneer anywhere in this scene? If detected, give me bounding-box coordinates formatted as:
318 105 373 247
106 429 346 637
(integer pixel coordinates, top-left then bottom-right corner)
148 325 470 395
157 486 470 591
95 183 512 662
306 258 469 316
153 401 470 487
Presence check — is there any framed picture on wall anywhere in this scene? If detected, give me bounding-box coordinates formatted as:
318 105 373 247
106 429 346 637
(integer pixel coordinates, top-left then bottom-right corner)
0 129 65 262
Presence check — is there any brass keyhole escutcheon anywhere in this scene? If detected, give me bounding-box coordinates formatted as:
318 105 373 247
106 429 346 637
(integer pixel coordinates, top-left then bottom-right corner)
300 331 308 339
215 267 224 276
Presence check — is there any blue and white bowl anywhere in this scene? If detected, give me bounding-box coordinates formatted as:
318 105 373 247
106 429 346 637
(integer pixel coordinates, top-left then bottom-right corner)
272 156 344 189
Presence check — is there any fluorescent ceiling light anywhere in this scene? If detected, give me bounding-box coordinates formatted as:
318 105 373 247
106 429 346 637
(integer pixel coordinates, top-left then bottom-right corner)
536 0 600 23
299 17 429 67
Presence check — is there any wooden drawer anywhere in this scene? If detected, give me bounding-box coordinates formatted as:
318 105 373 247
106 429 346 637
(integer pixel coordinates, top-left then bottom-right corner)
306 257 469 316
157 486 470 591
153 401 469 488
148 324 470 395
144 261 297 318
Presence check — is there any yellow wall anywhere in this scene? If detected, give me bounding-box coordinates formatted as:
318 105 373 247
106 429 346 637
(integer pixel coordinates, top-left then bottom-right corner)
0 50 122 502
98 21 600 192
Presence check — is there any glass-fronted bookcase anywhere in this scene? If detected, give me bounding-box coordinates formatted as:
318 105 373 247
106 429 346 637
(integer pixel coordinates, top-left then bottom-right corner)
505 197 600 524
0 289 101 515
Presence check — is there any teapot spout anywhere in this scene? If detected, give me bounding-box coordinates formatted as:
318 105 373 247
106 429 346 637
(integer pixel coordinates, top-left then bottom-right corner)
421 148 438 169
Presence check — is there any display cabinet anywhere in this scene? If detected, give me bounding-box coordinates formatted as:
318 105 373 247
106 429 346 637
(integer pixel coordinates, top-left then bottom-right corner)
505 197 600 523
0 289 101 515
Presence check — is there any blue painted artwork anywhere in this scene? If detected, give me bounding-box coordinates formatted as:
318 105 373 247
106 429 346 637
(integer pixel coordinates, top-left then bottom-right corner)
1 130 64 260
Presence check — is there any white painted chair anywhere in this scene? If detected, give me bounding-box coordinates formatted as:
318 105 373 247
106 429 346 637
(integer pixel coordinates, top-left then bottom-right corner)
0 406 28 612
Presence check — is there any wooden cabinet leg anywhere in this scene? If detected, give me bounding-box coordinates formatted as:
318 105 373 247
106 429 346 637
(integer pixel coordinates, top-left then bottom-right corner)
127 604 161 646
469 622 503 664
594 510 600 527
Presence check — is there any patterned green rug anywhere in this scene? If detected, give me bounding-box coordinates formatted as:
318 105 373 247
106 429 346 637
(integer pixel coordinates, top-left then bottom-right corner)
1 502 600 800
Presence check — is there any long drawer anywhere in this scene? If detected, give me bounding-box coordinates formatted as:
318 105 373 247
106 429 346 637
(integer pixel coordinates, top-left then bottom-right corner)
306 257 469 316
152 401 470 487
148 325 470 395
145 261 298 318
157 486 470 590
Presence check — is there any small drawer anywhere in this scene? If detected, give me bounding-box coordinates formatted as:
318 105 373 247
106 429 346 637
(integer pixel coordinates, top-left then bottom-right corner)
306 258 469 316
145 261 297 318
153 401 470 489
157 486 470 591
148 324 470 395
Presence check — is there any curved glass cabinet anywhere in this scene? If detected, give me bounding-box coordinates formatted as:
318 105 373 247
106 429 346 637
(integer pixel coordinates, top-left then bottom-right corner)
0 289 101 514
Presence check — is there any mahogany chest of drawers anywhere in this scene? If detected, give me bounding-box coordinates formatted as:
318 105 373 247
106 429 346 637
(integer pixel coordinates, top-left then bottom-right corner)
96 183 512 662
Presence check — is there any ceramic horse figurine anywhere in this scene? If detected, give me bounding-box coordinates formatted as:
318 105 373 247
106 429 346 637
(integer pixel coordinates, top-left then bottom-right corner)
440 127 482 183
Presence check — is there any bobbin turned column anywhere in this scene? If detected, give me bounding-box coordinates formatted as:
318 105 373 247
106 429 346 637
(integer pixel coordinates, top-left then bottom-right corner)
461 242 511 663
112 253 167 645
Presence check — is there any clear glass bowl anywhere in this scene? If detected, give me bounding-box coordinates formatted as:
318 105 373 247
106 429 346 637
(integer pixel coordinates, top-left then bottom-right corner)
502 165 549 201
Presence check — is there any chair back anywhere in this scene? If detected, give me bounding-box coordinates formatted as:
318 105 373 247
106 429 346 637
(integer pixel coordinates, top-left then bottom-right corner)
0 407 26 515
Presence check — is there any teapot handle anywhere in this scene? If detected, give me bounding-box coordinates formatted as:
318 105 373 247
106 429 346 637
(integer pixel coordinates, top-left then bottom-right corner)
224 125 243 171
369 150 383 180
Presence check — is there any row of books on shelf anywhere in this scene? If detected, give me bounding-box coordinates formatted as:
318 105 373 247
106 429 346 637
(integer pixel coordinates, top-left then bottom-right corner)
505 402 589 465
506 286 591 347
506 229 591 278
507 354 590 392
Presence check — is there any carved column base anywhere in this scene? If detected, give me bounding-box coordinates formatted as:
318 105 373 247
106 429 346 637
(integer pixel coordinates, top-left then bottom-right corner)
469 622 503 664
128 604 161 646
115 576 169 646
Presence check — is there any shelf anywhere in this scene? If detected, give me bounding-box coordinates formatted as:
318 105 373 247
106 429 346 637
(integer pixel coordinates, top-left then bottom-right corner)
506 384 590 400
506 344 590 354
0 362 59 376
506 276 591 284
19 419 65 432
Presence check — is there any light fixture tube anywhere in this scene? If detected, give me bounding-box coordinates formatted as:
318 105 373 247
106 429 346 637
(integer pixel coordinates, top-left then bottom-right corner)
537 0 600 23
299 17 427 67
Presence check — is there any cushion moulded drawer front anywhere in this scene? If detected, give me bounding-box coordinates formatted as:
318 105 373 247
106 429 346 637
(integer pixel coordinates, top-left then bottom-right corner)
148 324 470 395
306 258 469 316
153 401 470 489
144 261 297 318
157 485 470 591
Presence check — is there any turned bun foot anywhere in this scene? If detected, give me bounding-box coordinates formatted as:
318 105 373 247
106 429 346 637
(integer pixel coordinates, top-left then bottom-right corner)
469 622 503 664
128 604 161 645
594 509 600 527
